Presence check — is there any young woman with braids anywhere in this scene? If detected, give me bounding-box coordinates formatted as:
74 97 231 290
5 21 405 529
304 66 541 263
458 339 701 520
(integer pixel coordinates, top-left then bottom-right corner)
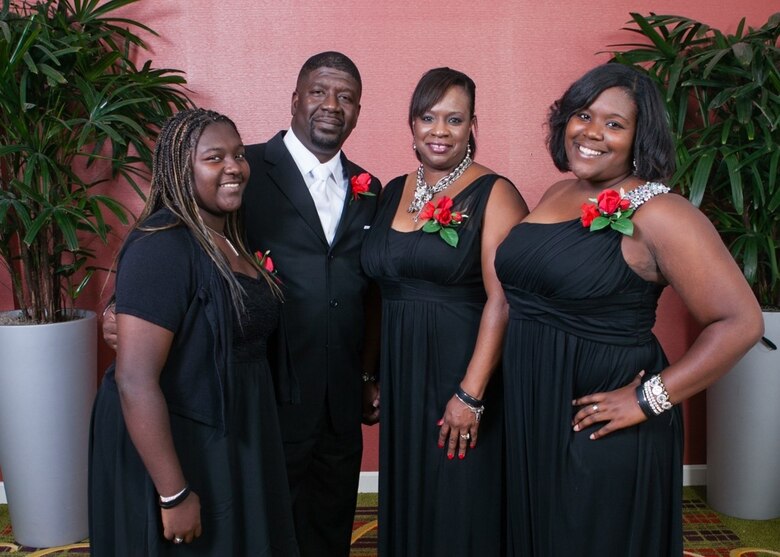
88 109 299 556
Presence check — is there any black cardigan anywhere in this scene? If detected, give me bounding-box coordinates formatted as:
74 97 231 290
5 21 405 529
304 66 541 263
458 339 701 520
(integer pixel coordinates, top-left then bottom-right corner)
107 208 233 433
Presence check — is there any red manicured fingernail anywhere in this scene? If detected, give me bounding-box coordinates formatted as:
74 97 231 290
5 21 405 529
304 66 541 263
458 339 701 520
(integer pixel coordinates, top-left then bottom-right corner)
447 453 454 460
438 442 444 448
437 419 444 426
458 453 465 460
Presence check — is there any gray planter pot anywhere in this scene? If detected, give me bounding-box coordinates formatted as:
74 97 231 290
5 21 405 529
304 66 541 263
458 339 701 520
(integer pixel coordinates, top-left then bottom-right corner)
707 310 780 519
0 310 97 547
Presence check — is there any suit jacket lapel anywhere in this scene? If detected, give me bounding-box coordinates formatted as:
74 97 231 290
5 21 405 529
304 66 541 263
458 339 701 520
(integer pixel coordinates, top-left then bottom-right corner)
265 133 329 246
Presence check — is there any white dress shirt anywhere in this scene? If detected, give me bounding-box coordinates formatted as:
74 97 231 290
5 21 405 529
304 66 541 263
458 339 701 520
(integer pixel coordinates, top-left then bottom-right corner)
283 129 346 243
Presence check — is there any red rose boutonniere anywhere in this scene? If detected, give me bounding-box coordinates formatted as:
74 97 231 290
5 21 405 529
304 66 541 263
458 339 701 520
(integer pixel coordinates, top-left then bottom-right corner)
419 196 468 248
254 250 282 283
350 172 376 204
581 188 634 236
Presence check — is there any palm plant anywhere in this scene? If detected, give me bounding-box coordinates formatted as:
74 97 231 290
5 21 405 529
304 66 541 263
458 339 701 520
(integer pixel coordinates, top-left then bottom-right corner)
609 12 780 308
0 0 191 323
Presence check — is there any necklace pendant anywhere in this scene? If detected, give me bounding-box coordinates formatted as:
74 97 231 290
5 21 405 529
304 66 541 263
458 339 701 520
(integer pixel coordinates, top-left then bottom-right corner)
223 238 239 257
205 224 240 257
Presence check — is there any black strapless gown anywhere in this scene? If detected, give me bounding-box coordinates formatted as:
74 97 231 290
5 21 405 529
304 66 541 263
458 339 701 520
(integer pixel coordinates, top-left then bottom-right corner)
362 174 506 557
495 218 683 556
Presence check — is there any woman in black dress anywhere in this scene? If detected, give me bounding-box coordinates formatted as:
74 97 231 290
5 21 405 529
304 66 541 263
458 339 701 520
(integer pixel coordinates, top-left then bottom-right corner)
495 63 763 556
89 109 298 556
362 68 528 556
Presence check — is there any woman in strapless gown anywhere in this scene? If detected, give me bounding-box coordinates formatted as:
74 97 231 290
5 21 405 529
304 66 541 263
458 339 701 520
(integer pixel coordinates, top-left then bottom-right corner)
495 64 763 556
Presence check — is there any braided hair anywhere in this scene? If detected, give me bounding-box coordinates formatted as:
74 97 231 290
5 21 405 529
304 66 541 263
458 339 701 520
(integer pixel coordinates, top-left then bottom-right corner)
133 108 280 317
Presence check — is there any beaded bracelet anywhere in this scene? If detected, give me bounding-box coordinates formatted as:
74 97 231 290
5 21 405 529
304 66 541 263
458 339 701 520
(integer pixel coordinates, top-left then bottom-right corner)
455 387 485 423
159 483 191 509
638 374 673 417
647 374 673 412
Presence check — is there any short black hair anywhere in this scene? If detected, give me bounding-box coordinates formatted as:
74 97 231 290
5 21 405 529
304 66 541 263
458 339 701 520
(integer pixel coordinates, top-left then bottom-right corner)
298 51 362 89
408 67 477 159
546 63 675 181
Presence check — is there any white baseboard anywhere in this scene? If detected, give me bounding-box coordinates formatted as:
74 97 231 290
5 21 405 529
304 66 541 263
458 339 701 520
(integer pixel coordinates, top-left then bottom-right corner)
683 464 706 487
0 465 707 504
358 471 378 493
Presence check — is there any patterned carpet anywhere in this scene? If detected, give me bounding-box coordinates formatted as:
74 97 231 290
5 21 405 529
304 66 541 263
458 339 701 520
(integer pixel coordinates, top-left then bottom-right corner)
1 488 778 555
680 493 778 556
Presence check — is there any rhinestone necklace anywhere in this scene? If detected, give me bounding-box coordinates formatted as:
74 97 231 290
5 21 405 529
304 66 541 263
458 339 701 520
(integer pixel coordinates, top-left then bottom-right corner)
205 224 239 256
407 145 473 221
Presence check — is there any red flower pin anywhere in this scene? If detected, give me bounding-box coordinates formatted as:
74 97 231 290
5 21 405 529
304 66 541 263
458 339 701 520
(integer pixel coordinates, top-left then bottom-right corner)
581 189 634 236
420 196 468 247
350 172 376 204
254 250 281 282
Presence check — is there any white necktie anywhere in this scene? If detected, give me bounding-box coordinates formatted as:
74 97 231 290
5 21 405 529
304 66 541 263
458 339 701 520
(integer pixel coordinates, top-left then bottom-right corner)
310 164 336 243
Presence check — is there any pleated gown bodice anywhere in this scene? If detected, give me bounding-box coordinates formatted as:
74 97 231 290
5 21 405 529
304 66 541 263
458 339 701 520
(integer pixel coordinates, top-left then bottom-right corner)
495 213 683 556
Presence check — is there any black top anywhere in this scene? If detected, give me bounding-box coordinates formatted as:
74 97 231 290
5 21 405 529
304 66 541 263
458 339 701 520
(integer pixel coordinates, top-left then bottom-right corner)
111 208 233 431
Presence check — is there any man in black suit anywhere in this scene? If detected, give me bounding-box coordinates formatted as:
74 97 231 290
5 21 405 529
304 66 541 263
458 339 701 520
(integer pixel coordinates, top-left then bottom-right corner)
242 52 380 557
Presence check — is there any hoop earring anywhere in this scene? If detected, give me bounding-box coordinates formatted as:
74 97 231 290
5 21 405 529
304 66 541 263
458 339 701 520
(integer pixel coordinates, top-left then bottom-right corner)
632 158 638 175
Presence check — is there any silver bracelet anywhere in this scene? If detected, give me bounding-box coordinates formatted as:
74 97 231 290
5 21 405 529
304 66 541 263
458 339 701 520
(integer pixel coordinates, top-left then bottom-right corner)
101 302 115 319
643 374 673 416
159 483 189 504
455 392 485 423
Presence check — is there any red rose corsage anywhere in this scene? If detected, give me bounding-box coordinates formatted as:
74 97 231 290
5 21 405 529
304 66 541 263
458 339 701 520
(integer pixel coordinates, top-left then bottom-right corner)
419 196 468 247
581 188 634 236
254 250 281 283
350 172 376 204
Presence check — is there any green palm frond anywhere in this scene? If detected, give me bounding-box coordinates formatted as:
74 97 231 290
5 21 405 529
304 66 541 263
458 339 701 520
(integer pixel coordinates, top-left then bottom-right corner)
608 12 780 308
0 0 192 323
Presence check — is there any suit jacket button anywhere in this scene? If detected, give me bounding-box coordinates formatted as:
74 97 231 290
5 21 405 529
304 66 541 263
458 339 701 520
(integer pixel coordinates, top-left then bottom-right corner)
328 254 335 260
329 299 339 308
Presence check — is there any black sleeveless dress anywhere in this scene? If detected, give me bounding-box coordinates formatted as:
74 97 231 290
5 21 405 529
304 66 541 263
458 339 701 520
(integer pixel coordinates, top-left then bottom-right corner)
228 274 298 556
362 174 506 557
494 185 683 556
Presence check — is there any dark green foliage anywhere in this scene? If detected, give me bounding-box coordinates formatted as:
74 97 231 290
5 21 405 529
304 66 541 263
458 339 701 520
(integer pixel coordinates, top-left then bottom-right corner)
609 12 780 308
0 0 191 322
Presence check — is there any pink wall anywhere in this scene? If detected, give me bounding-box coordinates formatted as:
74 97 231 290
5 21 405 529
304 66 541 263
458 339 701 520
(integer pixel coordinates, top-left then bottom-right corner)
1 1 774 472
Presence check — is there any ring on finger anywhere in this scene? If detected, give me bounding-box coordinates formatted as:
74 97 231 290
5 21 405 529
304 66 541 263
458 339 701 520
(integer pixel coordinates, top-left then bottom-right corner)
460 432 471 440
173 536 184 544
592 404 599 412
